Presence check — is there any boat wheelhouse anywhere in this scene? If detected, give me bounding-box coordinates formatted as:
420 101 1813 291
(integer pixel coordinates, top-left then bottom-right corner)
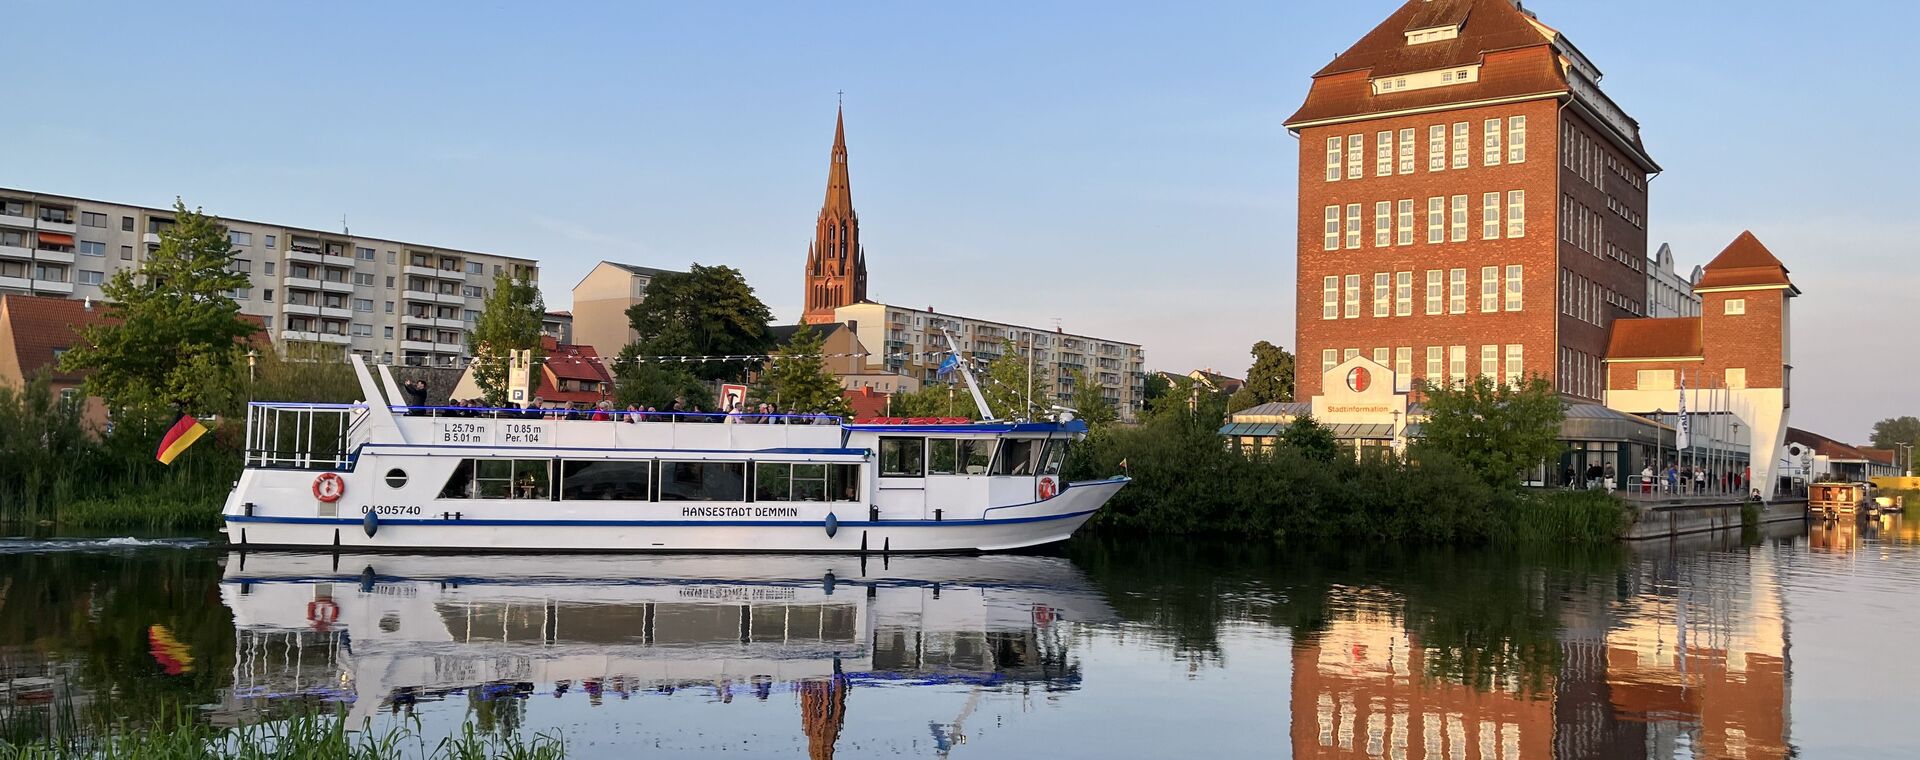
221 357 1128 552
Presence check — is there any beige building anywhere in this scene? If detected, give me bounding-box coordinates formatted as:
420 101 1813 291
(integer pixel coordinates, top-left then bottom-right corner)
831 302 1146 420
570 261 681 357
0 187 539 367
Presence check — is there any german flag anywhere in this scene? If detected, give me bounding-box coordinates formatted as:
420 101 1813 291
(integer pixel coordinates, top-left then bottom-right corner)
155 412 208 465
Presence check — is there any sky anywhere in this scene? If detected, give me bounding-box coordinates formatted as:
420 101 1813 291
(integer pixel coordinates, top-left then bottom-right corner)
6 0 1915 441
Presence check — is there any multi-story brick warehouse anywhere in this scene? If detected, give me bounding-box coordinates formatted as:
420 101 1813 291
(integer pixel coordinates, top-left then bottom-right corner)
0 187 538 366
1284 0 1658 401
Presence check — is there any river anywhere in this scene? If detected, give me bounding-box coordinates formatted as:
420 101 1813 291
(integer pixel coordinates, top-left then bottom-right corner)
1 518 1916 759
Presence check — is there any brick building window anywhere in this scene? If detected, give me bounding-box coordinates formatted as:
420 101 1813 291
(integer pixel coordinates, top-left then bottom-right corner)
1345 204 1362 249
1373 348 1389 367
1428 125 1446 171
1347 135 1364 179
1345 348 1361 362
1725 298 1746 315
1374 202 1391 248
1323 206 1340 251
1425 271 1443 315
1451 122 1469 168
1426 346 1443 384
1448 269 1467 314
1482 193 1500 240
1507 116 1527 163
1326 137 1342 182
1449 346 1466 382
1480 267 1500 312
1398 129 1415 174
1397 199 1414 245
1323 277 1338 320
1450 195 1468 242
1505 345 1523 387
1636 369 1675 391
1376 131 1393 177
1344 275 1361 319
1394 348 1411 391
1373 273 1390 317
1395 271 1412 316
1481 345 1499 378
1506 191 1526 238
1484 119 1503 166
1427 197 1444 243
1323 349 1338 374
1505 266 1523 311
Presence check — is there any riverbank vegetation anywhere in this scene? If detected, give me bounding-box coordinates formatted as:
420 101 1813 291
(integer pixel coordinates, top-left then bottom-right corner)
1 708 565 759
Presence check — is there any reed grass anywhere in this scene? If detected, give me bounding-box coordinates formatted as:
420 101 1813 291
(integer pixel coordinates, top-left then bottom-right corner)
0 711 564 760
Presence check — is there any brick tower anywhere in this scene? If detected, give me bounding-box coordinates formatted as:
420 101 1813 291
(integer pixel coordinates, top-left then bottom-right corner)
1285 0 1658 401
802 106 869 325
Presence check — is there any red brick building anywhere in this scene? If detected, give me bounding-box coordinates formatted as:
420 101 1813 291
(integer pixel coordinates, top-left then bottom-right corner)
1285 0 1657 401
801 106 869 325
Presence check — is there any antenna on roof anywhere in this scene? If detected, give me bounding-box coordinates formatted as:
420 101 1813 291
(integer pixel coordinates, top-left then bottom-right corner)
341 214 349 236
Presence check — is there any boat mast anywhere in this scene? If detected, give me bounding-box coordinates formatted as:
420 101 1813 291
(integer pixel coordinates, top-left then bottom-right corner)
942 329 996 421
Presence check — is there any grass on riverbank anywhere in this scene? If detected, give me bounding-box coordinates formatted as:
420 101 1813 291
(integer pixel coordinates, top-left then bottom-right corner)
1 711 565 760
48 480 227 531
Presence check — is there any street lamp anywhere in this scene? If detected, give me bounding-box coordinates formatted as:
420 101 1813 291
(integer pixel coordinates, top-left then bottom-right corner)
1899 443 1914 477
1654 408 1665 494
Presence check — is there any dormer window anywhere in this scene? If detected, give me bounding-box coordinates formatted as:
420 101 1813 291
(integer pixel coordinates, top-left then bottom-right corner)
1405 25 1460 45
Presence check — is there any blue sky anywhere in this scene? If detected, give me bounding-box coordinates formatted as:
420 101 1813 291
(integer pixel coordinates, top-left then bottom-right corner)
7 1 1914 440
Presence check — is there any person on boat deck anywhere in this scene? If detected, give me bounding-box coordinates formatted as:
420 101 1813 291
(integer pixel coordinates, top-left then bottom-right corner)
528 396 546 420
403 379 428 415
623 404 640 423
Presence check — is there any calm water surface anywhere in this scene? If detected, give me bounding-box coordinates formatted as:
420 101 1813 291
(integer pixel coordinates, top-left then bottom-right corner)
3 519 1918 759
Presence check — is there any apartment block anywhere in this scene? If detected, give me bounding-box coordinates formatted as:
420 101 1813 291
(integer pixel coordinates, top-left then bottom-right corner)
0 188 538 366
832 302 1147 420
1284 0 1658 402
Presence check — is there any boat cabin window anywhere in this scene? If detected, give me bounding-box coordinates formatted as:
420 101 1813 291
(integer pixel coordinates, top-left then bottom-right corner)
438 459 550 500
659 461 747 502
992 438 1045 476
926 439 994 476
755 462 851 502
561 460 652 501
879 437 925 477
1038 439 1068 476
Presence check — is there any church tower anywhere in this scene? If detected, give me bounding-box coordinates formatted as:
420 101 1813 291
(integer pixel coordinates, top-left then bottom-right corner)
802 106 869 324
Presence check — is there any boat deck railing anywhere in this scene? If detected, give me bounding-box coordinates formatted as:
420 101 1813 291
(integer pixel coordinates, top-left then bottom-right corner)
387 404 846 426
245 401 365 470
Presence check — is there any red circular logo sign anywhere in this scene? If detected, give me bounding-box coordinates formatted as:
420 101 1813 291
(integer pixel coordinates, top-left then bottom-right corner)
1346 366 1371 393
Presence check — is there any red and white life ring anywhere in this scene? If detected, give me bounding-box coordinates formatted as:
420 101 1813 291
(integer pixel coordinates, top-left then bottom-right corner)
1036 476 1059 501
313 473 346 503
307 599 340 630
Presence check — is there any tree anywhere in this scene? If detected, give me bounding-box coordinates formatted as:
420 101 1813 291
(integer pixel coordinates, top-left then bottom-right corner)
890 380 979 419
59 200 255 410
624 264 774 383
981 340 1042 420
1142 372 1172 408
760 324 851 416
1280 415 1340 462
467 270 546 406
612 345 709 411
1416 376 1566 488
1228 341 1295 413
1070 368 1118 428
1870 416 1920 473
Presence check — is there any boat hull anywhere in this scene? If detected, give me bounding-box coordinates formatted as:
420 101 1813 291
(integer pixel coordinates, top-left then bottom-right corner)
225 477 1128 554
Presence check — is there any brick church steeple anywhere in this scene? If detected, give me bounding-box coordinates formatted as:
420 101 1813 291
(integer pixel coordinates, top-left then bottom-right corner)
802 105 869 324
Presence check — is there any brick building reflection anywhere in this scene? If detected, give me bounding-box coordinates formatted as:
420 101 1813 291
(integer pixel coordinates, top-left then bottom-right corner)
1292 546 1791 759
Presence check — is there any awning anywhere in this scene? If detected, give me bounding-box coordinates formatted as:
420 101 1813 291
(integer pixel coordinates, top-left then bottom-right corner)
1328 423 1396 440
1219 422 1285 437
36 231 73 246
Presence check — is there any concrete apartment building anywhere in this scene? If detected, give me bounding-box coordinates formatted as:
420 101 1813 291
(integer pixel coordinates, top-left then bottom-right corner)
0 187 538 366
832 302 1147 420
1285 0 1658 402
570 261 680 358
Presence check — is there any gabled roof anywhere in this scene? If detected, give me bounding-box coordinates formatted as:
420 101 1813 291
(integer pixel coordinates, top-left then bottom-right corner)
1787 427 1875 463
534 337 614 404
607 262 681 279
1 294 114 383
1605 317 1703 360
1694 231 1796 291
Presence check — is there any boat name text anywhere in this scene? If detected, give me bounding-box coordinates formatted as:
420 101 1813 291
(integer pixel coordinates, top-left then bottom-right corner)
679 506 802 518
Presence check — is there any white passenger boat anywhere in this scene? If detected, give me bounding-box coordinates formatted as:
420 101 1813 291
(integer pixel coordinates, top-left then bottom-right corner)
221 357 1128 552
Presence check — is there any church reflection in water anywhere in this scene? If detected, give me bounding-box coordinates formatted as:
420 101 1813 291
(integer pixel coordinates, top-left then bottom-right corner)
1290 536 1794 760
219 553 1111 757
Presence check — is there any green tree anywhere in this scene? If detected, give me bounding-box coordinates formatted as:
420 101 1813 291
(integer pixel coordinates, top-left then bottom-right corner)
625 264 774 382
466 270 546 406
890 380 979 419
981 340 1042 420
1142 371 1172 408
761 324 851 416
58 200 253 410
1280 415 1340 462
612 345 710 410
1070 368 1118 428
1227 341 1295 413
1416 376 1565 487
1870 416 1920 473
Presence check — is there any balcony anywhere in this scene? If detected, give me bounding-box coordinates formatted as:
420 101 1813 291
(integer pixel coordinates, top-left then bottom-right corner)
35 218 77 235
0 245 30 261
403 288 462 305
283 302 322 317
33 249 75 264
283 275 324 291
434 341 465 353
282 329 351 345
142 233 161 245
0 212 30 230
32 279 75 295
286 249 328 265
401 314 435 328
319 279 354 294
435 318 465 330
0 276 28 291
400 339 435 352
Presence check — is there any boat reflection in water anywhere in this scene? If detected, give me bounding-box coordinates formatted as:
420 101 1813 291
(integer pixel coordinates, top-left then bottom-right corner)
219 553 1110 753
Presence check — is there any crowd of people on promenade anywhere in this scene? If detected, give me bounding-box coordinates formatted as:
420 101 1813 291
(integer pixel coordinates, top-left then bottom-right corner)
1562 457 1751 496
396 380 837 425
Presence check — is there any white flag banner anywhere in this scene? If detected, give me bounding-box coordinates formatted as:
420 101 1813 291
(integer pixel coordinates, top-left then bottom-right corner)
1676 371 1691 450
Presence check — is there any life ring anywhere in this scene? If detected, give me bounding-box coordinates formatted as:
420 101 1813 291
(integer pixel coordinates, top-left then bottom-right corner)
1033 604 1056 627
307 599 340 629
1036 476 1058 501
313 473 345 503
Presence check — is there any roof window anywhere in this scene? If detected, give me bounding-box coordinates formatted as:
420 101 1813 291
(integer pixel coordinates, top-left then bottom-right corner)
1405 25 1460 45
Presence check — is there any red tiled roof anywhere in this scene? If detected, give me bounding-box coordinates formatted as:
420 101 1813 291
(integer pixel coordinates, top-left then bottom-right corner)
843 387 889 419
1861 448 1897 466
1605 317 1702 360
537 341 614 403
2 294 114 383
1786 428 1876 463
1695 231 1794 290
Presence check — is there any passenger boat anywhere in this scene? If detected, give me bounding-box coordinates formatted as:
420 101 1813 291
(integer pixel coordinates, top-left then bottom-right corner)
1809 481 1870 520
221 356 1129 552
